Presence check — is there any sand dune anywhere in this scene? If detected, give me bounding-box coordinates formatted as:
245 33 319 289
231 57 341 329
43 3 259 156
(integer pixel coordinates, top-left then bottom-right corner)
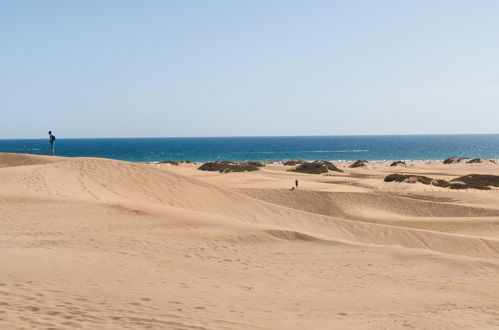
0 153 64 168
1 154 499 329
236 188 499 219
236 188 499 238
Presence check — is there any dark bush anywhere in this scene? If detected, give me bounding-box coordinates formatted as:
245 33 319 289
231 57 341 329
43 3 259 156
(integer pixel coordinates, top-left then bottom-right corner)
384 174 433 184
433 179 450 188
466 158 497 164
198 161 263 173
385 173 499 190
349 160 368 168
289 162 327 174
323 161 343 172
443 157 469 164
159 160 193 165
288 160 343 174
159 160 179 166
450 174 499 190
283 159 307 166
390 161 406 167
246 161 266 168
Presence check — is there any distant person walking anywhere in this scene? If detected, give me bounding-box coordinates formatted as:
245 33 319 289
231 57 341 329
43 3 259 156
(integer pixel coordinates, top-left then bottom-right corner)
48 131 56 156
295 179 299 189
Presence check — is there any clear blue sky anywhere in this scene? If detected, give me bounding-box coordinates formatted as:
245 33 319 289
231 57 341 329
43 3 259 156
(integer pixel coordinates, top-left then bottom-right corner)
1 0 498 138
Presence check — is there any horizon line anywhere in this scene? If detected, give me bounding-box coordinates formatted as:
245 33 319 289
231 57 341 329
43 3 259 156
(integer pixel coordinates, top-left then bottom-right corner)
1 132 499 140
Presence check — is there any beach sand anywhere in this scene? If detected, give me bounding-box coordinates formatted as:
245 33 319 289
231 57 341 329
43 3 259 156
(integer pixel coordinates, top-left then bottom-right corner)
1 153 499 329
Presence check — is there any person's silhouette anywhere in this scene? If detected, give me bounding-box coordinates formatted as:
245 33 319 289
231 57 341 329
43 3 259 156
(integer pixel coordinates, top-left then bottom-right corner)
48 131 56 156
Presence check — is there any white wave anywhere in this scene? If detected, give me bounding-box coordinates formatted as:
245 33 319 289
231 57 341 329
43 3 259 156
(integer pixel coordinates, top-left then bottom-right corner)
241 150 369 154
307 150 369 153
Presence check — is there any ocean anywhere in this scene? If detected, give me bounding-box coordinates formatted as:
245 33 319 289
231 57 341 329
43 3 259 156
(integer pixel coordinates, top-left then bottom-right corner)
1 135 499 163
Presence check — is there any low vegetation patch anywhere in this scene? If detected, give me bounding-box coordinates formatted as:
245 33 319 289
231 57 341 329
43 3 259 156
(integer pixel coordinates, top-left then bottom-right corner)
384 174 433 185
466 158 496 164
288 160 343 174
198 161 265 173
384 173 499 190
159 160 193 166
432 179 451 188
443 157 469 164
450 174 499 190
390 161 406 167
246 161 266 167
349 160 368 168
159 160 180 166
283 159 307 166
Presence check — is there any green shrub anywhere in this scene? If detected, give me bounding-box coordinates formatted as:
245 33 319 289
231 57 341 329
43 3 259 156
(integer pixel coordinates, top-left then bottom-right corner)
283 159 307 166
443 157 469 164
384 174 405 182
390 161 406 167
246 161 266 168
384 174 433 184
385 173 499 190
450 174 499 190
322 161 343 172
349 160 368 168
289 162 327 174
433 179 450 188
466 158 497 164
198 161 263 173
418 176 434 185
288 160 343 174
159 160 179 166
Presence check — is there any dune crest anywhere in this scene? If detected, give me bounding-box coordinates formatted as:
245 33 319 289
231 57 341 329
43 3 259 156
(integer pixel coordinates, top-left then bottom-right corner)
2 154 499 329
2 154 499 257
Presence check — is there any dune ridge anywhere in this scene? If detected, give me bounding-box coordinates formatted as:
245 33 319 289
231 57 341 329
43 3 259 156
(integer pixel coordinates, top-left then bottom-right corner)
2 153 499 329
2 154 499 258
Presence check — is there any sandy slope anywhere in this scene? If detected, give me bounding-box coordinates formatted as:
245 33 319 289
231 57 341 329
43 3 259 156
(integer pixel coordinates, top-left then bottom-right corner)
1 154 499 329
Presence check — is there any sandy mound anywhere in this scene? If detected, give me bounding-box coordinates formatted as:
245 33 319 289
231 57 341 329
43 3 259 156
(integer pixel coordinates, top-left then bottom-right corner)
1 155 498 258
236 189 499 219
0 153 64 168
2 154 499 329
237 188 499 238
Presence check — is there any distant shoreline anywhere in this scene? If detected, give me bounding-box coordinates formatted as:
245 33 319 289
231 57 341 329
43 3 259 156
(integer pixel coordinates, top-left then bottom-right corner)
2 135 499 163
146 158 499 165
2 151 499 165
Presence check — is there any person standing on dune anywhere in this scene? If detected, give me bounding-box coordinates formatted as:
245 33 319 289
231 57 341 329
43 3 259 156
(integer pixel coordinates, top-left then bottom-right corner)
48 131 56 156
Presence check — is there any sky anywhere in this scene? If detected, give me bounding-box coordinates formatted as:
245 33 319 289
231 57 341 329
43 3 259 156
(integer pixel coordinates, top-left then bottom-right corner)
1 0 498 139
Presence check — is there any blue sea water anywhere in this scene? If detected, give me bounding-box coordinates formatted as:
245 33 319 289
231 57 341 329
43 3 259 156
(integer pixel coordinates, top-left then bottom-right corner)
1 135 499 163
